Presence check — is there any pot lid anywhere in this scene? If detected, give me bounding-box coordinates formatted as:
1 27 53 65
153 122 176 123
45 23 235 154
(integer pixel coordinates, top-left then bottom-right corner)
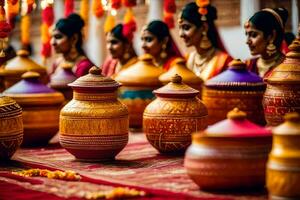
266 39 300 84
159 58 203 85
205 59 265 90
0 95 18 109
4 71 55 94
50 62 77 88
0 50 46 75
69 66 120 91
115 54 163 86
203 108 271 137
154 74 199 98
272 112 300 135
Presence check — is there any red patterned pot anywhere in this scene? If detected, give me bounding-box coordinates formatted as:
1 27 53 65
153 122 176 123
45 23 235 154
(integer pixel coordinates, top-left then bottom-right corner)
143 74 207 154
115 54 163 129
4 72 64 146
0 95 23 160
263 39 300 126
267 113 300 199
202 59 266 126
184 108 272 190
59 66 129 161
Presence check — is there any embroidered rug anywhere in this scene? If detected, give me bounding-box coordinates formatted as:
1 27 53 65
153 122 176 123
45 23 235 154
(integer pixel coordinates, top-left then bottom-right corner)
1 133 267 200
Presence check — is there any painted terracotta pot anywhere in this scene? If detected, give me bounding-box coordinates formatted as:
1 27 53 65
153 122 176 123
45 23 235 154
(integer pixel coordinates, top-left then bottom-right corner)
202 59 266 125
143 74 207 154
159 58 203 93
263 39 300 126
59 66 128 160
184 108 272 190
0 95 23 160
115 54 163 129
49 62 77 101
4 72 64 146
267 112 300 199
0 50 48 89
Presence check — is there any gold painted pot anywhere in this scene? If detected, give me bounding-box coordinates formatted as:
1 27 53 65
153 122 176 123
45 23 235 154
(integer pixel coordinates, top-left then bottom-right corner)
49 62 77 102
4 72 64 146
267 112 300 199
59 66 128 160
184 108 272 190
202 59 266 125
0 50 48 89
115 54 163 129
143 74 207 154
159 58 203 93
263 39 300 126
0 95 23 160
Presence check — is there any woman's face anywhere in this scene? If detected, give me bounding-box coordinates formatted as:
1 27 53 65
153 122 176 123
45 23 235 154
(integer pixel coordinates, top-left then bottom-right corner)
141 30 162 58
106 33 126 59
178 19 202 47
245 22 269 56
51 29 72 54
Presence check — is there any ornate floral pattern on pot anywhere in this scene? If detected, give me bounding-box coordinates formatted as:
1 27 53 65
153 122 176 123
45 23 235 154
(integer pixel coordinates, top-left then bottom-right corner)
59 66 129 161
143 74 207 154
115 54 163 129
0 50 48 89
159 58 203 93
49 62 77 101
0 95 23 160
3 72 64 146
202 59 266 125
184 108 272 190
267 112 300 199
263 39 300 126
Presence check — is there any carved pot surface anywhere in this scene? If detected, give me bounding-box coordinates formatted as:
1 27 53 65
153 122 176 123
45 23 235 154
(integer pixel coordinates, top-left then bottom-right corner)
203 59 266 125
60 67 128 160
3 72 64 146
267 113 300 199
0 95 23 160
184 108 272 190
159 58 203 91
264 39 300 126
144 74 207 154
0 50 48 88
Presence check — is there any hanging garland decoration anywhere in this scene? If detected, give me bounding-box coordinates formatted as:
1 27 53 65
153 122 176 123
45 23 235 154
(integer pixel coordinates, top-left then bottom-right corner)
41 0 54 64
64 0 74 17
0 0 12 57
92 0 104 18
20 0 36 51
163 0 176 29
111 0 121 10
7 0 19 29
195 0 210 21
122 0 136 42
80 0 89 38
104 0 121 33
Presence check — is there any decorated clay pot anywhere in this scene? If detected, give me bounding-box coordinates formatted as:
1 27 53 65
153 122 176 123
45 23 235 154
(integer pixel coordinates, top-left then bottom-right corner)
267 112 300 199
115 54 163 129
0 50 48 89
3 72 64 146
184 108 272 190
202 59 266 125
263 39 300 126
143 74 207 154
159 58 203 92
0 95 23 160
59 66 128 160
49 62 77 101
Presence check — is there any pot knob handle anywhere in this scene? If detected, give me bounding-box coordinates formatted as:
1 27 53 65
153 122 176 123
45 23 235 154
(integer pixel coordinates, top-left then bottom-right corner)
227 107 247 120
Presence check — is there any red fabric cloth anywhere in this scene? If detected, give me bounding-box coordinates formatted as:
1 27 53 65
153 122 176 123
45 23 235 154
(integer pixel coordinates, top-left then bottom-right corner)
101 56 118 77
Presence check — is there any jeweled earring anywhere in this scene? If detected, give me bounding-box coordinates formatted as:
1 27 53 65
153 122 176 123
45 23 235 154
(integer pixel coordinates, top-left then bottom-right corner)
123 52 130 60
199 31 212 49
266 41 276 56
160 43 167 59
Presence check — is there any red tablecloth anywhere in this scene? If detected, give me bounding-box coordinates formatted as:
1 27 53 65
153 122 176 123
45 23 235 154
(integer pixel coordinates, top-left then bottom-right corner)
0 133 267 200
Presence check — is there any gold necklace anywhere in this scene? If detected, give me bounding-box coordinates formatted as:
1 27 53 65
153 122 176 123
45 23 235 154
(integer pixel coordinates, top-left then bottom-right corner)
257 53 284 77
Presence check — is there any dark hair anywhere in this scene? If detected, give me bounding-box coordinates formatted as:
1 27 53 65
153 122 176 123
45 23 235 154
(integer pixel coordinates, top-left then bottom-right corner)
110 24 128 43
249 7 288 48
145 20 170 42
180 2 219 48
55 13 85 54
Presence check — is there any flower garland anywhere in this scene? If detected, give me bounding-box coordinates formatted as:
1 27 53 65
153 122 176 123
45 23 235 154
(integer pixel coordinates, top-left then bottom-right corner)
163 0 176 29
64 0 74 17
85 187 146 199
196 0 210 21
6 0 19 28
122 0 136 42
0 0 12 57
92 0 104 18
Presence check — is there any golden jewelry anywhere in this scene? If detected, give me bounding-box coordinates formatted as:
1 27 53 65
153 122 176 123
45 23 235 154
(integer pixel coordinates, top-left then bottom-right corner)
199 31 212 49
160 43 167 59
266 42 276 56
